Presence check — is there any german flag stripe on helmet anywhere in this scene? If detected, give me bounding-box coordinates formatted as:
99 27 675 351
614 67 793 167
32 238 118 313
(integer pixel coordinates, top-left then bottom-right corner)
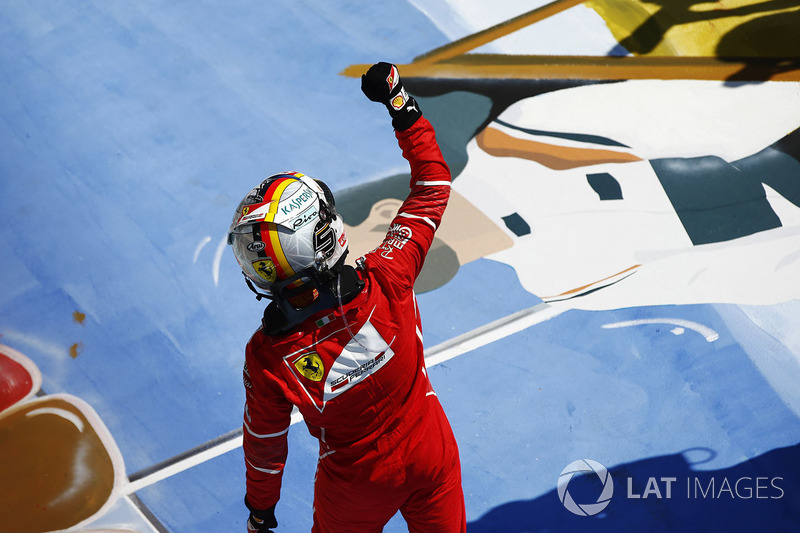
260 177 296 280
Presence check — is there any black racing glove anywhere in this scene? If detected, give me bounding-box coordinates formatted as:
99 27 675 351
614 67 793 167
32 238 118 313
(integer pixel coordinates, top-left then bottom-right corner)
245 497 277 533
361 62 422 131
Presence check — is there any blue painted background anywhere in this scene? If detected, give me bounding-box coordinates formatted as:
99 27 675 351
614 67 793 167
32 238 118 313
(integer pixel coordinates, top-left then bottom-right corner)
1 1 799 532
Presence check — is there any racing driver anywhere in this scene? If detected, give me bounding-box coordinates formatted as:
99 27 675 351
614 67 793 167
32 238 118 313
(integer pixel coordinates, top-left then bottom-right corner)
228 62 465 532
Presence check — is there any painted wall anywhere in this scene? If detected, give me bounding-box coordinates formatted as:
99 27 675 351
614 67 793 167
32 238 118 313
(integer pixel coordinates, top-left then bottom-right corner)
1 1 799 531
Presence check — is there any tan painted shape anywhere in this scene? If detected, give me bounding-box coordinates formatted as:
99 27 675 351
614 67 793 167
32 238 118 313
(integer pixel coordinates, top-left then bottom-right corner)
477 126 642 170
437 187 514 265
70 342 84 358
343 188 512 267
0 396 118 533
342 54 800 81
542 264 641 301
344 198 404 261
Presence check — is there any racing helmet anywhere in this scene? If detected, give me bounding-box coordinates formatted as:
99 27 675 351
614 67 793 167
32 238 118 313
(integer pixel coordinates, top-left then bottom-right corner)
227 172 348 299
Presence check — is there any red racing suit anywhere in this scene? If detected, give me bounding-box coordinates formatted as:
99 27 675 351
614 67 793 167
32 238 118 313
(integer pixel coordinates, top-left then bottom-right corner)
243 116 466 532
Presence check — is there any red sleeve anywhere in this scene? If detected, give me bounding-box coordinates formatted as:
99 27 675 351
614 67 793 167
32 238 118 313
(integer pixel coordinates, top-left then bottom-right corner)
242 336 294 510
367 116 451 287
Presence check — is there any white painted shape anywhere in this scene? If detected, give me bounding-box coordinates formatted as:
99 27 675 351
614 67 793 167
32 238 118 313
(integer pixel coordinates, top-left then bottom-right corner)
193 236 211 264
407 0 541 42
763 183 800 227
727 301 800 420
455 148 691 298
740 301 800 358
1 331 69 360
74 494 161 533
407 0 619 55
212 234 228 287
48 440 94 508
474 4 624 55
570 225 800 308
497 81 800 161
25 407 85 432
601 318 719 342
455 80 800 308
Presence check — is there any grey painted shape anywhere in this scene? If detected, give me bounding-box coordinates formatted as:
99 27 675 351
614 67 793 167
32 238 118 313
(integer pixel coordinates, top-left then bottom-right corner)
502 213 531 237
652 155 782 245
587 173 624 200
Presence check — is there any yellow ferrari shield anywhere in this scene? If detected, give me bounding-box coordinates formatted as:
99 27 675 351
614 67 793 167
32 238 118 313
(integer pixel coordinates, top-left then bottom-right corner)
294 353 324 382
252 258 276 283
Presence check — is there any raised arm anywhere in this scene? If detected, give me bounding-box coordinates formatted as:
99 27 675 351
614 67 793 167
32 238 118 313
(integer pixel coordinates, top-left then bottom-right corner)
361 62 452 287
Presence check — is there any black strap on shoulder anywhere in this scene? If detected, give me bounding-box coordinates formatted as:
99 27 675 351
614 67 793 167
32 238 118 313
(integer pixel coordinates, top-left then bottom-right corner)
260 265 364 337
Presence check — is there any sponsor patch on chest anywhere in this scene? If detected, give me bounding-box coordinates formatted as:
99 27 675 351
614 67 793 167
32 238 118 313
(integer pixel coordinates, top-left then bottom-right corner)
283 309 395 412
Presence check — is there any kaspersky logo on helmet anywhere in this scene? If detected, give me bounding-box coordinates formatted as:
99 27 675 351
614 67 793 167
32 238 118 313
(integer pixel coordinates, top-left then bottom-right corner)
279 188 315 217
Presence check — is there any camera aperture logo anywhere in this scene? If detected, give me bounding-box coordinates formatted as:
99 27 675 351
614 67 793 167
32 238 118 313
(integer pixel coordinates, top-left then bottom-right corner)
558 459 614 516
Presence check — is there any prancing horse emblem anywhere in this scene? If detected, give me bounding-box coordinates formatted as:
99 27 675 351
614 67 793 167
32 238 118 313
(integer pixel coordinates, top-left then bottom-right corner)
294 353 324 382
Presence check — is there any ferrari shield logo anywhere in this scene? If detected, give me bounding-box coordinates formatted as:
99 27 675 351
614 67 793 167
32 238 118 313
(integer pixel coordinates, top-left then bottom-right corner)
283 312 395 412
294 353 324 382
252 258 276 283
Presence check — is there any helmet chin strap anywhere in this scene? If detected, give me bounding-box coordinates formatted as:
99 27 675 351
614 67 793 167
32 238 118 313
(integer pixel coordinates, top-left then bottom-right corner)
259 259 364 336
243 273 272 301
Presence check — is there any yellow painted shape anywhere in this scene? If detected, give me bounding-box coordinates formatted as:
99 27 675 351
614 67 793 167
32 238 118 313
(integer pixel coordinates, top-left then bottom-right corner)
586 0 800 56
